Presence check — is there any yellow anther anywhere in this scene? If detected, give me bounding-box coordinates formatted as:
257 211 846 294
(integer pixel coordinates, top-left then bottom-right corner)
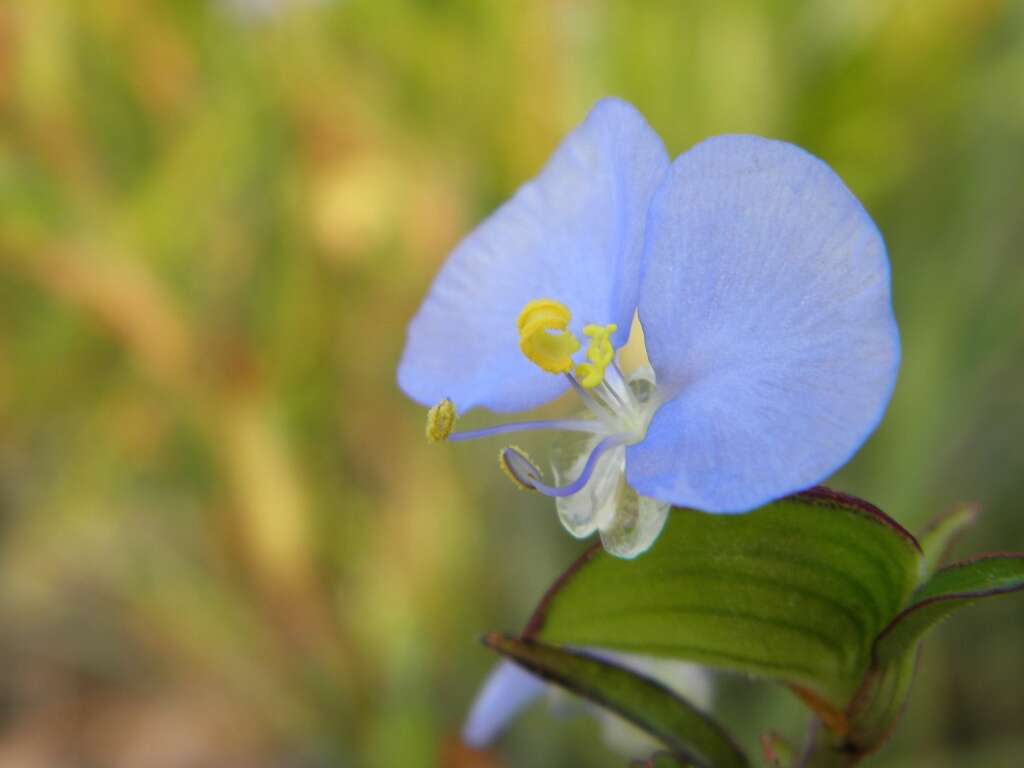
425 398 457 443
575 323 618 389
517 299 580 374
574 363 603 389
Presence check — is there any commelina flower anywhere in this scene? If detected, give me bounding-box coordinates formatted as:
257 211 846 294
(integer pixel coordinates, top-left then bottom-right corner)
397 98 899 558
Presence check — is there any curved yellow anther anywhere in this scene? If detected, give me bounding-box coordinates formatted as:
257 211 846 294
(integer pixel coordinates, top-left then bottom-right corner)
517 299 580 374
575 323 618 389
425 398 457 443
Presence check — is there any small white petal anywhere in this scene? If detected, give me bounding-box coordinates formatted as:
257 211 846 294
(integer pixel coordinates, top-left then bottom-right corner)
598 484 671 559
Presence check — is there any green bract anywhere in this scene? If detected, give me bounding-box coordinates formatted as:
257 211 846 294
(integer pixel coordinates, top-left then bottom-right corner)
484 634 748 768
523 489 919 708
482 490 1024 766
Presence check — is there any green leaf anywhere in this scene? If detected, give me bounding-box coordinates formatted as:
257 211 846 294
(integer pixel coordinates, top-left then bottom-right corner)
484 633 749 768
917 502 979 580
873 553 1024 665
524 489 921 707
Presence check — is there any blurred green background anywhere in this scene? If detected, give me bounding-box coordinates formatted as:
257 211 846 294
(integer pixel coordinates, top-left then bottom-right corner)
1 1 1022 766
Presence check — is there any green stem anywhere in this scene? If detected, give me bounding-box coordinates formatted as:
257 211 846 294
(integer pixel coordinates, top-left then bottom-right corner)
798 721 860 768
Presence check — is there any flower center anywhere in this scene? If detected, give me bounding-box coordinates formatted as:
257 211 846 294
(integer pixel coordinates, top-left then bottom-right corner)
517 298 655 444
423 299 660 499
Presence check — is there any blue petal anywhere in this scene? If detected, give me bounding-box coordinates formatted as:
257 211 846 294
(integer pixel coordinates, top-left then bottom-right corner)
398 98 668 413
627 136 899 512
462 660 545 748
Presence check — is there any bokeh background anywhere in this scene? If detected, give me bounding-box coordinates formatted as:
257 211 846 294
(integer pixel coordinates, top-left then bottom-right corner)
1 1 1022 766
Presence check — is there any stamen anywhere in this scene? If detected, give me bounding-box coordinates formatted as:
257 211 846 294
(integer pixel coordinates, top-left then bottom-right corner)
500 436 621 498
566 374 616 425
448 418 603 443
575 323 617 389
598 363 634 415
427 399 603 446
517 299 581 374
498 445 539 492
425 398 457 443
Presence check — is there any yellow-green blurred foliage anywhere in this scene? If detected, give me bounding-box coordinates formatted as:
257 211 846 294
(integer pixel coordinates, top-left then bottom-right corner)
1 1 1022 766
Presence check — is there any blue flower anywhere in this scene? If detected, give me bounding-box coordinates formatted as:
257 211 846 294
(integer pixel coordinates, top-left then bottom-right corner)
398 98 899 558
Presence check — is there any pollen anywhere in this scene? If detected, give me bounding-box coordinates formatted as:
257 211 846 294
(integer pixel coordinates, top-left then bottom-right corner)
517 299 581 374
425 398 457 443
575 323 618 389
